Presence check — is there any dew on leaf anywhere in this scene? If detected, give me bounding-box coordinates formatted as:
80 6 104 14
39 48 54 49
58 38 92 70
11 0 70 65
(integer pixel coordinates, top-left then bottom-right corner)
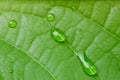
51 28 65 42
9 58 14 63
9 69 13 73
47 13 55 21
50 26 97 76
8 20 17 28
17 71 21 75
65 42 97 77
78 53 97 75
71 6 77 11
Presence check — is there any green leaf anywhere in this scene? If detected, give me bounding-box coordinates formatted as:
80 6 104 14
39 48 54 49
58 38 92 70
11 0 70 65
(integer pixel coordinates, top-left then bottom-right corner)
0 1 120 80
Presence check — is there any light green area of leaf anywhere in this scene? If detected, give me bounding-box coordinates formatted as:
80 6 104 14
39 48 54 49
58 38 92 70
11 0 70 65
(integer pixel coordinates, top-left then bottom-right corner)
0 1 120 80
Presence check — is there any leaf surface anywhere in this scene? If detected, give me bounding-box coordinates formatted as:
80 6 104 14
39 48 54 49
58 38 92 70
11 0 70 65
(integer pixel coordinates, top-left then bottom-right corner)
0 1 120 80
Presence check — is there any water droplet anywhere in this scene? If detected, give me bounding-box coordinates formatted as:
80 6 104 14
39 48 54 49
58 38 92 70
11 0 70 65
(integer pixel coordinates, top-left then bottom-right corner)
71 6 77 11
9 58 14 63
78 53 97 75
17 71 21 75
9 69 13 73
51 28 65 42
8 20 17 28
47 13 55 21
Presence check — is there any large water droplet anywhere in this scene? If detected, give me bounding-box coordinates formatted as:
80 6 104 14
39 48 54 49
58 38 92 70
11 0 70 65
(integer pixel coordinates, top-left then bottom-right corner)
47 13 55 21
51 28 65 42
78 53 97 75
71 6 77 11
8 20 17 28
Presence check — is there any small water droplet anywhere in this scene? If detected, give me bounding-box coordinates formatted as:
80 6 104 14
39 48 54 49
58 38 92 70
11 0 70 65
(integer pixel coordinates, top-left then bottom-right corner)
47 13 55 21
78 53 97 75
9 69 13 73
71 6 77 11
17 71 21 75
9 58 14 63
8 20 17 28
51 28 65 42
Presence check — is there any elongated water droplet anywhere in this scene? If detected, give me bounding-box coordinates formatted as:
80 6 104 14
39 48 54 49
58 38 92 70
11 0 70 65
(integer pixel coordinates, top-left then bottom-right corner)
51 28 65 42
47 13 55 21
78 53 97 75
8 20 17 28
71 6 77 11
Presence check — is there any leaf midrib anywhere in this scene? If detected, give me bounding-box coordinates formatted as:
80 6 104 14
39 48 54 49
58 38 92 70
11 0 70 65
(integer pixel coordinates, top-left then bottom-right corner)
1 5 120 80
